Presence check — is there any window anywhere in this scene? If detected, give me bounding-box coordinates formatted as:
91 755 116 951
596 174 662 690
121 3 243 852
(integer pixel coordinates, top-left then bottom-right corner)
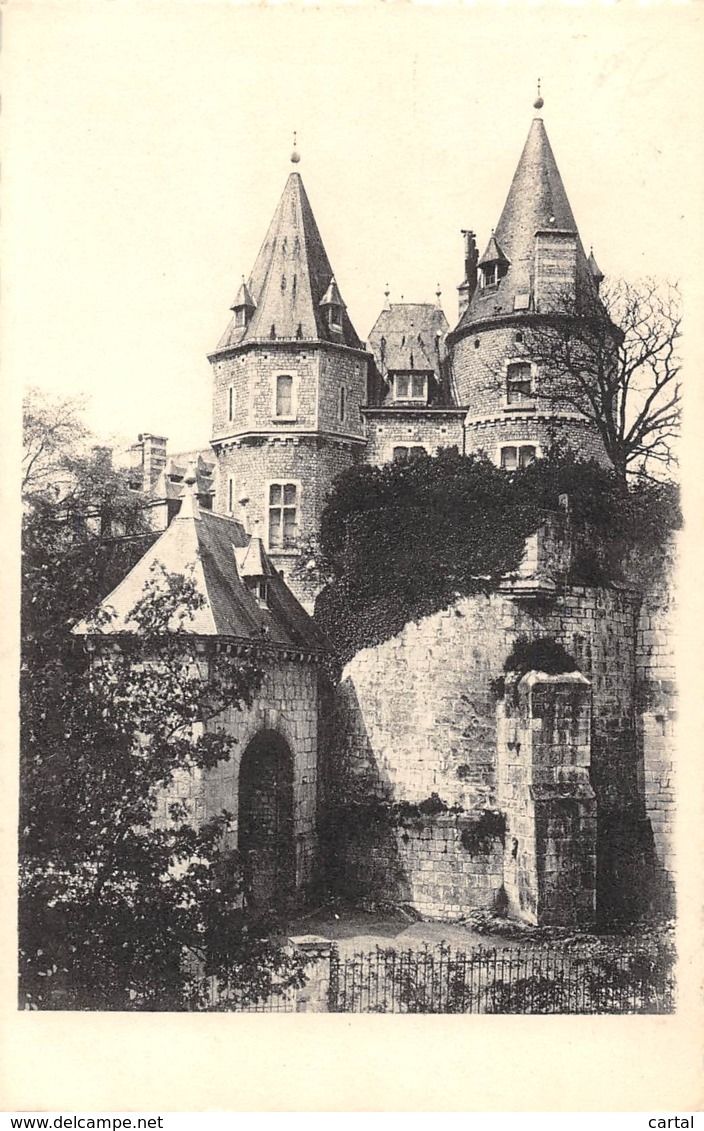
228 476 235 514
506 362 533 407
273 373 296 419
481 262 508 289
393 445 426 463
228 385 235 422
339 386 346 423
329 305 343 331
500 444 537 471
394 373 427 402
246 578 269 607
268 482 298 549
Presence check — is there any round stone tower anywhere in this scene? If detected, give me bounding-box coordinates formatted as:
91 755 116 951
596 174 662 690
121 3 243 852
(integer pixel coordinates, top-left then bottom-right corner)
448 107 613 472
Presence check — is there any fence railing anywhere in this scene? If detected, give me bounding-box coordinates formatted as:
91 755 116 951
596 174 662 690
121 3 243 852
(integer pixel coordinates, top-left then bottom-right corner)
202 940 675 1015
328 943 675 1014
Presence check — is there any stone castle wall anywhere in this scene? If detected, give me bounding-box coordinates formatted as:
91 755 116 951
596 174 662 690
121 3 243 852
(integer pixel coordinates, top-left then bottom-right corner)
154 653 322 903
211 343 368 442
361 412 465 466
451 320 611 465
635 545 678 908
328 585 641 921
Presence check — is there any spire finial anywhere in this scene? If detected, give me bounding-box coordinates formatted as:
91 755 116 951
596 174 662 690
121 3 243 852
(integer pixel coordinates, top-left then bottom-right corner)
178 459 200 521
291 131 300 165
435 284 442 309
383 285 390 310
533 78 544 112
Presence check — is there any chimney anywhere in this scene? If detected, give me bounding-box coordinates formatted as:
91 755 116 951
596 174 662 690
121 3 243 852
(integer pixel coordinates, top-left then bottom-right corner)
139 433 168 492
457 230 478 318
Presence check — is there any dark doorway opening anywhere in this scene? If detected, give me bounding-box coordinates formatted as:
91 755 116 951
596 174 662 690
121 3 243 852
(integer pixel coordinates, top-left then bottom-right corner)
238 730 295 913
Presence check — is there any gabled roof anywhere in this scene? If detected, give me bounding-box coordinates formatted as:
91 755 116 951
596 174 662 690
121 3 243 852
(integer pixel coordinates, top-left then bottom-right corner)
74 492 329 655
231 278 256 312
215 172 363 352
234 536 273 579
587 249 604 282
319 276 344 309
478 234 509 267
455 118 598 330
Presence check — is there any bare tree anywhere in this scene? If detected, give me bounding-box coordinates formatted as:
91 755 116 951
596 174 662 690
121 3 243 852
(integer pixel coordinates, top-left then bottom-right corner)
485 278 681 481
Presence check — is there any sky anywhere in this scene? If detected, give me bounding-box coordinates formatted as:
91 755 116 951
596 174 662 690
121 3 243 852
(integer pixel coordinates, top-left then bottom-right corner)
4 0 704 452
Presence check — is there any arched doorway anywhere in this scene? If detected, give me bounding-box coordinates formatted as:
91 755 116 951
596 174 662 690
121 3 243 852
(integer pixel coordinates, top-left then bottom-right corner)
238 730 295 913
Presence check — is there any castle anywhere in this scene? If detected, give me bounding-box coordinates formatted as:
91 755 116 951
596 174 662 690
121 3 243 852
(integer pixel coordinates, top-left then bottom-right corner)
131 101 610 594
86 101 676 928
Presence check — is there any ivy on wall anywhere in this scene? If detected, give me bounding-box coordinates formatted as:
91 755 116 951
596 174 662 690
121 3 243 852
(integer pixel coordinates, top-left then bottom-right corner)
302 448 680 662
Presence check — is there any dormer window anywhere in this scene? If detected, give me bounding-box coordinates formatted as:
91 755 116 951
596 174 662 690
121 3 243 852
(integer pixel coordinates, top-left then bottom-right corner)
246 578 269 607
319 276 345 336
478 234 510 291
394 372 428 403
481 261 509 289
230 278 256 328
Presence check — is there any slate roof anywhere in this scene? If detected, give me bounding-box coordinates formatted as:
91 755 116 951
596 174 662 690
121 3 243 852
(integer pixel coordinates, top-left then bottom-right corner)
477 234 509 267
74 492 329 655
215 172 363 353
454 118 598 331
366 302 455 407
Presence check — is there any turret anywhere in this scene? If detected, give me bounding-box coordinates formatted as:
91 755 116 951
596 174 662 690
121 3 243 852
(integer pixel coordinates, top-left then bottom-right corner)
448 93 612 470
208 147 369 605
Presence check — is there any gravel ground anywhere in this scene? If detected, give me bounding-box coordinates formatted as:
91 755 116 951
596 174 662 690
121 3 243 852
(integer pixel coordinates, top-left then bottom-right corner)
284 906 527 956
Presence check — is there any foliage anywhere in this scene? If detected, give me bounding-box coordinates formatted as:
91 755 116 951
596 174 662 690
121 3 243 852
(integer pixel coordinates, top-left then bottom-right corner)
19 558 312 1009
508 448 681 585
460 810 507 854
308 448 681 662
20 404 307 1010
504 635 578 677
490 636 578 700
22 387 90 497
310 449 540 660
484 278 682 481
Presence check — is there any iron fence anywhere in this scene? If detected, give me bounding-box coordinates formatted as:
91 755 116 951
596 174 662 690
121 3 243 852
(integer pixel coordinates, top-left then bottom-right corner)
327 943 675 1014
200 939 674 1014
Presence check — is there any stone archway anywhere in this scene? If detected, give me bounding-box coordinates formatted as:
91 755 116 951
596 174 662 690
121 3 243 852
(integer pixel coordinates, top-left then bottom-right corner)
238 730 295 913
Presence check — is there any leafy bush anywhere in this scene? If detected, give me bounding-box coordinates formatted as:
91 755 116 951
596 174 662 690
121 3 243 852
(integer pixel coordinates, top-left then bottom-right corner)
308 448 680 662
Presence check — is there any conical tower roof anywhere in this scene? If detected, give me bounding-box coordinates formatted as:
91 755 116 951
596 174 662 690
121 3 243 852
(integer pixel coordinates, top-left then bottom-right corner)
455 117 597 331
215 171 363 351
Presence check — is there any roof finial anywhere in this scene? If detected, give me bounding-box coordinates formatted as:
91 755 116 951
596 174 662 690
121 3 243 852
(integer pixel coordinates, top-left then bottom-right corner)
383 284 391 310
435 284 442 309
533 78 544 112
291 131 300 165
178 459 200 521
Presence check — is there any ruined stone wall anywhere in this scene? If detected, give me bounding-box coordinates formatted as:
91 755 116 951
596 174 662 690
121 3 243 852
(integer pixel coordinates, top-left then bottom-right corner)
330 585 640 920
635 543 678 908
334 812 504 919
497 672 596 926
